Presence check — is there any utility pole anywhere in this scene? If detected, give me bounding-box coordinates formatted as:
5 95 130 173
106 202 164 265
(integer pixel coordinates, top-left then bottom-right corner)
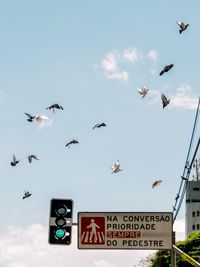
171 231 176 267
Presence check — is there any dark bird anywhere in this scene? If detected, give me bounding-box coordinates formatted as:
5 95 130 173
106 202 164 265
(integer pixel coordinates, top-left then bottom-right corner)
28 154 40 163
23 190 32 199
159 64 174 76
161 94 170 108
152 180 163 188
65 139 79 147
24 112 35 122
93 123 106 130
46 104 64 112
10 154 20 166
176 21 189 34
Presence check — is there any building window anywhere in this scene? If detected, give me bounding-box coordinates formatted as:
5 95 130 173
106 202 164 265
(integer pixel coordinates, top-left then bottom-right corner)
197 211 200 217
192 211 195 217
192 224 195 230
197 224 200 230
193 187 200 191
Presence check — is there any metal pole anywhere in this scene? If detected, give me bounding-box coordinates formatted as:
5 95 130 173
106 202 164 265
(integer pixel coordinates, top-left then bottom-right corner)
171 231 176 267
173 245 200 266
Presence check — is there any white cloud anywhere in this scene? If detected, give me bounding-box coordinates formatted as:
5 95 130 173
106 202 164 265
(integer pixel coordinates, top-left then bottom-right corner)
122 48 142 63
101 52 118 73
101 51 128 82
170 84 199 110
0 223 153 267
148 49 158 61
105 71 128 82
148 84 199 110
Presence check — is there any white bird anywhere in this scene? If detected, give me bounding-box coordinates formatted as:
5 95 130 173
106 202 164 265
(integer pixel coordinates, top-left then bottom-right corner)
35 114 49 123
137 86 149 98
176 21 189 34
111 160 123 174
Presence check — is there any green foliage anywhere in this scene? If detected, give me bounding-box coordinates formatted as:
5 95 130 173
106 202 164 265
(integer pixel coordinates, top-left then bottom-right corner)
149 231 200 267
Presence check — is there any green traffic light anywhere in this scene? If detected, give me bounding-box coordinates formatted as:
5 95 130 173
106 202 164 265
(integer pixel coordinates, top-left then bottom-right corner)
55 229 65 239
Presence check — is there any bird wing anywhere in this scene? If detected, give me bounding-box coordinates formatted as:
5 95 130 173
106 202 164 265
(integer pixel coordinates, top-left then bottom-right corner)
28 155 32 163
31 155 39 160
176 21 182 27
93 124 98 129
137 88 144 95
159 69 164 76
25 112 32 119
13 154 16 162
35 114 49 122
161 94 168 104
153 180 162 188
114 161 120 170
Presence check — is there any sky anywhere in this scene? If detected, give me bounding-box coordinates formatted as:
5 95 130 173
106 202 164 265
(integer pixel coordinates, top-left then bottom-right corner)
0 0 199 266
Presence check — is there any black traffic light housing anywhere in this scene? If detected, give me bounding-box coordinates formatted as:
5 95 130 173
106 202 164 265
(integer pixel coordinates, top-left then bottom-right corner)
49 198 73 245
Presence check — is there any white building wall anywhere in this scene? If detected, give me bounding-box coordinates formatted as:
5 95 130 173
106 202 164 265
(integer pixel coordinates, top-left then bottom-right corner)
186 181 200 236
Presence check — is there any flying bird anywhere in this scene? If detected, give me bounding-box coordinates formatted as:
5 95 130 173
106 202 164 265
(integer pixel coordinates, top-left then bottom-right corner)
10 154 20 166
65 139 79 147
93 123 106 130
28 154 40 163
152 180 163 188
111 160 123 174
137 86 149 98
35 114 49 123
23 190 32 199
46 104 64 112
159 64 174 76
161 94 170 108
176 21 189 34
24 112 35 122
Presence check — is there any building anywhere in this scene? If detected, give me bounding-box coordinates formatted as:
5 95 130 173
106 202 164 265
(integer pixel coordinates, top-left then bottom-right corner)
185 158 200 236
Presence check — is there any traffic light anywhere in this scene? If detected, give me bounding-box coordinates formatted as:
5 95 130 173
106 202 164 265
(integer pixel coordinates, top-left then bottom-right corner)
49 198 73 245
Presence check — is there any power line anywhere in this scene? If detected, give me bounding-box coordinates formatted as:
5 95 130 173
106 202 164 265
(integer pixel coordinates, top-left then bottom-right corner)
173 97 200 222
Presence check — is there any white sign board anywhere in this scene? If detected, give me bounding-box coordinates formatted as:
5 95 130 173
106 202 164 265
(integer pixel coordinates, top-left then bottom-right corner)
78 212 173 250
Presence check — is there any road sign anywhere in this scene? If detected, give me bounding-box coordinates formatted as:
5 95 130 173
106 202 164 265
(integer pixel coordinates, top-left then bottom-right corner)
78 212 172 250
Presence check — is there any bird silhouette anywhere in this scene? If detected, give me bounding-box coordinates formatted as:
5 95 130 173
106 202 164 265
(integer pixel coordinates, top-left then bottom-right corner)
23 190 32 199
65 139 79 147
35 114 49 123
46 104 64 112
93 123 106 130
28 155 40 163
111 160 123 174
24 112 35 122
159 64 174 76
10 154 20 166
176 21 189 34
152 180 162 188
161 94 170 108
137 86 149 98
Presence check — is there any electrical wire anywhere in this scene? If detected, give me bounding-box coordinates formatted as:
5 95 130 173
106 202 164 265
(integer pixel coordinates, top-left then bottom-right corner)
173 97 200 222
